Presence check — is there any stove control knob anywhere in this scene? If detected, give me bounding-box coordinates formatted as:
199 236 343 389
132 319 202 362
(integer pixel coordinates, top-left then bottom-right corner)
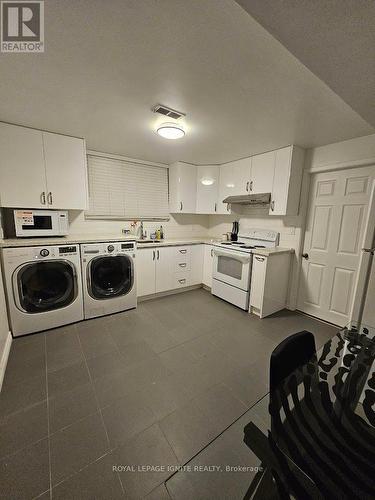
40 249 49 257
107 245 115 253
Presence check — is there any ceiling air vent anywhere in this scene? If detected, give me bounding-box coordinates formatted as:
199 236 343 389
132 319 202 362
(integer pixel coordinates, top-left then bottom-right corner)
152 104 185 120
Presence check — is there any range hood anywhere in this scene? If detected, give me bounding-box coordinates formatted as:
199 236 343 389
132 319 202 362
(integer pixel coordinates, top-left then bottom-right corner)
222 192 271 205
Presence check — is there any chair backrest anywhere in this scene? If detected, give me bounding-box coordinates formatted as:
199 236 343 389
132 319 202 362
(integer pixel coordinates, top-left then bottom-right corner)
270 330 316 392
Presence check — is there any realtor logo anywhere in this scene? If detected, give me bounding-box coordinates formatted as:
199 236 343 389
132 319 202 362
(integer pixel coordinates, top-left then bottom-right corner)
1 0 44 52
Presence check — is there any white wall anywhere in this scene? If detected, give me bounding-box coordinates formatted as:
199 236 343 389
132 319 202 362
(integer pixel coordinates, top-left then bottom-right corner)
306 133 375 171
68 210 210 240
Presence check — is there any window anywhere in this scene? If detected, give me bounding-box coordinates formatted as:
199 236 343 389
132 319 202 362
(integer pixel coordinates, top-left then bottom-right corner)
86 153 169 220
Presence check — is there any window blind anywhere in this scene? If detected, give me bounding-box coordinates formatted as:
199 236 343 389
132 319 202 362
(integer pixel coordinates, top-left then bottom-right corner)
86 154 169 219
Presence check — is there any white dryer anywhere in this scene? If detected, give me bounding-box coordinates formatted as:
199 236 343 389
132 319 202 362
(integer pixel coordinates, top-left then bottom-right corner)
2 245 84 337
81 241 137 319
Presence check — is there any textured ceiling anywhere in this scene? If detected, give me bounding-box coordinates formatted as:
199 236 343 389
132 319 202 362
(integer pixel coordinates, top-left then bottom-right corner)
236 0 375 128
0 0 372 164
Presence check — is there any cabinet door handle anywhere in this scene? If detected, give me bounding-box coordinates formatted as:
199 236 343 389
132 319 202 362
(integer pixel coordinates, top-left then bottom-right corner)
47 192 53 205
179 249 187 254
210 248 213 257
270 200 275 212
246 181 249 192
157 250 160 260
255 256 265 262
178 278 186 284
227 203 230 212
214 202 217 212
180 201 183 211
179 263 187 267
41 192 46 205
153 250 155 260
249 181 253 192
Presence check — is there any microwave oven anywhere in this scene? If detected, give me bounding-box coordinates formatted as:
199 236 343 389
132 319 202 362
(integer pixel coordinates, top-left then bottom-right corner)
9 209 69 237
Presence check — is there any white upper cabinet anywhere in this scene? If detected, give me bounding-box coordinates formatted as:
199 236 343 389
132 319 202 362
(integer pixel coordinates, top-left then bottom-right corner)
249 151 275 194
43 132 88 210
168 145 304 216
0 123 47 208
0 123 88 210
196 166 219 214
169 162 197 213
269 146 304 216
217 158 251 214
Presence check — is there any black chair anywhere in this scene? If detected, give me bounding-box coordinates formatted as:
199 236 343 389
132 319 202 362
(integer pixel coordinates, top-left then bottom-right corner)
243 330 317 499
269 330 316 393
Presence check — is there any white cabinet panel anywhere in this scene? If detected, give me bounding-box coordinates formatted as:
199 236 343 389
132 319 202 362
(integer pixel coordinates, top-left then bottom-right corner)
217 165 234 214
230 158 251 196
43 133 88 210
270 146 304 216
196 166 219 214
136 248 156 296
155 247 172 293
250 151 275 194
250 255 266 311
169 162 197 213
217 158 250 214
191 245 204 285
0 123 46 208
250 253 291 318
203 244 214 287
137 244 204 297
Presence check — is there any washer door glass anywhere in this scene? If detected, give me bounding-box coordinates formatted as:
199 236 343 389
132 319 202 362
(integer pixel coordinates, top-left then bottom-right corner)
90 255 133 299
17 261 76 313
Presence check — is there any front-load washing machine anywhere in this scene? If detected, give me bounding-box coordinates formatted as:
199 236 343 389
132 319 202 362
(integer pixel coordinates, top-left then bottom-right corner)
81 241 137 319
2 245 84 337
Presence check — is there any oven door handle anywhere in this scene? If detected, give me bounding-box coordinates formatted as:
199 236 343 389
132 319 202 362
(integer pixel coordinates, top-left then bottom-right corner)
213 249 251 263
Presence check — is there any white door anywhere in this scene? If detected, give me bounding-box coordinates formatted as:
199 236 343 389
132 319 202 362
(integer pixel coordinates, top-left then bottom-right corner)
250 151 275 194
136 248 156 296
155 246 172 293
196 166 219 214
298 166 375 326
0 123 47 208
43 133 88 210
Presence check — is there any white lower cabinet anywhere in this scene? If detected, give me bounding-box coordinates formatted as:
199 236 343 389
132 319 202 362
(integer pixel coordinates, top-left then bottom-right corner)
136 248 156 296
137 244 204 297
202 244 214 287
249 252 291 318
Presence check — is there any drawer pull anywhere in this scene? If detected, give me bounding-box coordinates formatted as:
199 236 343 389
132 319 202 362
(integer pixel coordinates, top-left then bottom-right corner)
178 278 186 284
179 263 187 267
179 249 187 254
255 256 265 262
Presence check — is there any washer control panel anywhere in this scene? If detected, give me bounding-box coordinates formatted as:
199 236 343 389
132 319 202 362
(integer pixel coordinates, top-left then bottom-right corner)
39 248 50 257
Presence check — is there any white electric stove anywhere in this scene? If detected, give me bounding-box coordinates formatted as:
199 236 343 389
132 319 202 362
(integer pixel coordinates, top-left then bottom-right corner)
211 229 279 310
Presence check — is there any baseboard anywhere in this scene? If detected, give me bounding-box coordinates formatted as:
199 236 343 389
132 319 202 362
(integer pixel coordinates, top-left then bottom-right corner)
138 284 202 302
0 332 12 393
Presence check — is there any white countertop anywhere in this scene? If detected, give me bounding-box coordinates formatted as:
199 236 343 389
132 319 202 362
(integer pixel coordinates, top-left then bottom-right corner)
0 235 216 248
252 247 295 256
0 235 294 255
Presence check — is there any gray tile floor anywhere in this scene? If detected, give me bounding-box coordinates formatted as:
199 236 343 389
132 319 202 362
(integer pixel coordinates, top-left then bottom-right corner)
0 289 337 499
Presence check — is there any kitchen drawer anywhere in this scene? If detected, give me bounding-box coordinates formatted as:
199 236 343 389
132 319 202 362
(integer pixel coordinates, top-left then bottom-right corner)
172 246 191 258
174 259 191 272
172 272 191 289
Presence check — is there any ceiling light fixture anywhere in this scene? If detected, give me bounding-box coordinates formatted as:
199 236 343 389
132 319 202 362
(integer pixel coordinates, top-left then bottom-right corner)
156 122 185 140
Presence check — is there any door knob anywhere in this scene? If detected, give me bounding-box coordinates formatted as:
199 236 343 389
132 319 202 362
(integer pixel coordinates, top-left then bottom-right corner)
302 253 309 260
